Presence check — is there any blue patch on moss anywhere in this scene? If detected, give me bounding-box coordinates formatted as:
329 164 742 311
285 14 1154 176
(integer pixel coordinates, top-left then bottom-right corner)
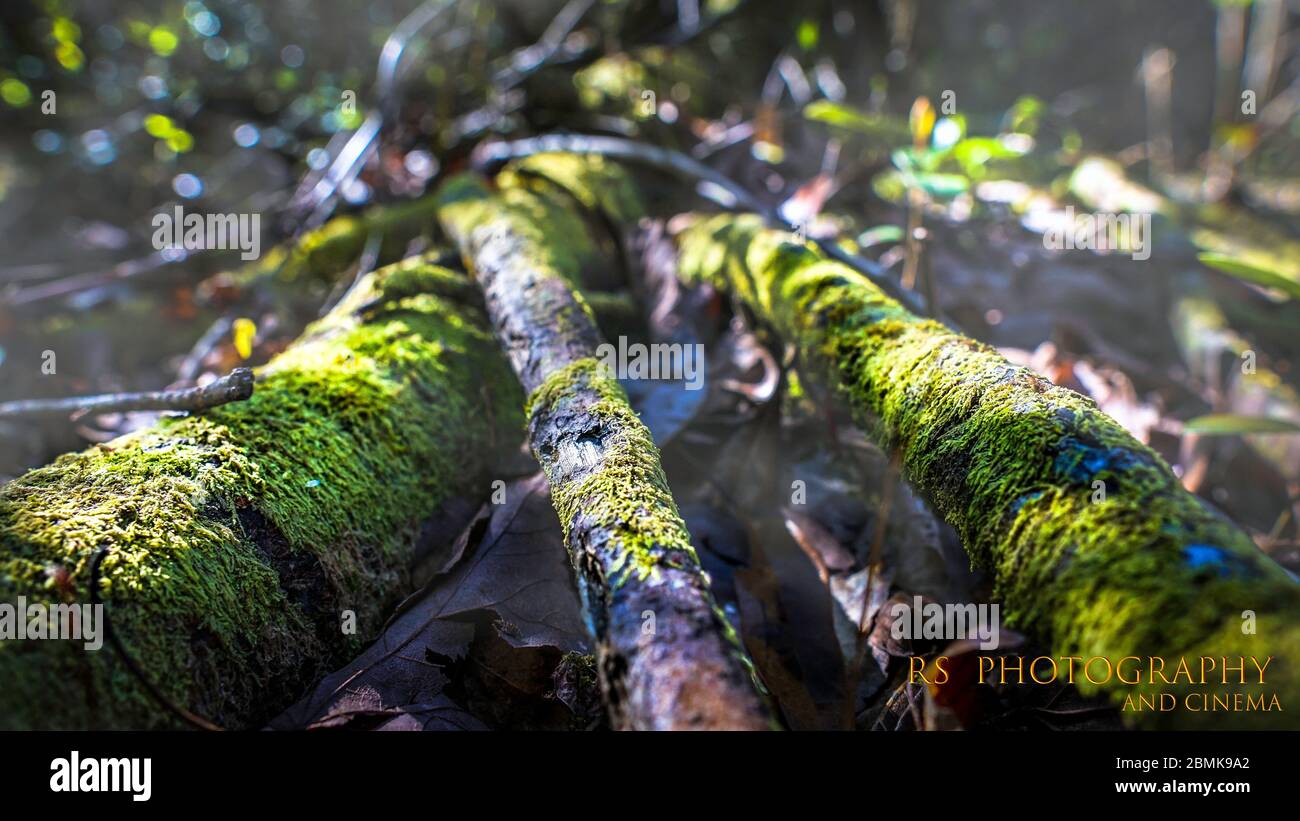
1182 543 1261 579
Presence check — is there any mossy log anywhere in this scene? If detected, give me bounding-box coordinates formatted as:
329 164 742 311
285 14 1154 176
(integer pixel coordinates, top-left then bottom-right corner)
674 213 1299 728
435 169 773 730
0 254 523 729
229 195 446 289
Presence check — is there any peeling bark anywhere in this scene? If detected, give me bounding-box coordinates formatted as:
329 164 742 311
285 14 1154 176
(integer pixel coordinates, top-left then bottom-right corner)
673 213 1299 729
436 170 773 730
0 254 523 729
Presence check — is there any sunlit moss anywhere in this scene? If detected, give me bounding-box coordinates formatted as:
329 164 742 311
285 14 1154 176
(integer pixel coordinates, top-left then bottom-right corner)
229 194 444 290
499 153 644 226
0 256 523 729
677 214 1300 728
526 359 695 584
436 172 607 300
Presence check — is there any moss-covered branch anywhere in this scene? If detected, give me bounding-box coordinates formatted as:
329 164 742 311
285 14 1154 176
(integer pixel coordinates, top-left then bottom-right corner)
0 254 523 729
674 213 1299 728
228 195 447 290
436 168 772 730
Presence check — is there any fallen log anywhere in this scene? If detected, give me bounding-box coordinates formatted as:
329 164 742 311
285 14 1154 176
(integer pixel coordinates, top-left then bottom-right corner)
435 169 773 729
0 254 523 729
672 213 1299 728
233 195 446 288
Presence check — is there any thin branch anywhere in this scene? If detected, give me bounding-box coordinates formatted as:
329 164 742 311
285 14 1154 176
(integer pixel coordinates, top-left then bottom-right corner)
0 368 253 419
493 0 596 91
471 133 928 315
174 316 233 385
2 250 176 308
286 0 457 229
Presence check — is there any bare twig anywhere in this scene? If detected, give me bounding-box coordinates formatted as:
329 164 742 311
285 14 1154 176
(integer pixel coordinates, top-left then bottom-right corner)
320 230 385 316
493 0 596 91
0 368 253 419
1243 0 1286 105
471 133 928 315
1140 47 1175 181
175 316 235 384
2 250 176 308
286 0 457 229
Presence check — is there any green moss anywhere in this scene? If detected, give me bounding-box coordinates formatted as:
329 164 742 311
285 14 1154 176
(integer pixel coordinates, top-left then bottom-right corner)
571 47 714 124
230 194 443 288
436 173 606 298
365 253 480 307
677 214 1300 728
0 255 523 729
498 153 644 227
527 358 694 584
526 358 764 703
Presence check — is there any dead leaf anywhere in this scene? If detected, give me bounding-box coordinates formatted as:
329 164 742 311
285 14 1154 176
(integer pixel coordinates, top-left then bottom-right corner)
270 474 589 730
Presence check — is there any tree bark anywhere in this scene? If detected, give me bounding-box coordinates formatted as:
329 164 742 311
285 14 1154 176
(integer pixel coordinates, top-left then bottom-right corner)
0 254 523 729
672 213 1299 729
436 169 773 730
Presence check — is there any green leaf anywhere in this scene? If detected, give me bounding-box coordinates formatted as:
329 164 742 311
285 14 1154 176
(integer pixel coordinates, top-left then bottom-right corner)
1184 414 1300 435
797 19 819 50
914 172 969 199
1005 95 1045 135
892 146 943 174
870 169 908 203
857 225 905 248
803 101 908 142
1198 253 1300 300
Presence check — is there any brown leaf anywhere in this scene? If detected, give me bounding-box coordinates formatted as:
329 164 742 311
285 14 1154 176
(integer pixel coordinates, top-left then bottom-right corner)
270 474 588 730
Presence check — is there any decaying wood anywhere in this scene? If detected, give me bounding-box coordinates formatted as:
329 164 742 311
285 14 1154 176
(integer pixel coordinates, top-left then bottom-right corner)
436 168 773 730
0 254 522 729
